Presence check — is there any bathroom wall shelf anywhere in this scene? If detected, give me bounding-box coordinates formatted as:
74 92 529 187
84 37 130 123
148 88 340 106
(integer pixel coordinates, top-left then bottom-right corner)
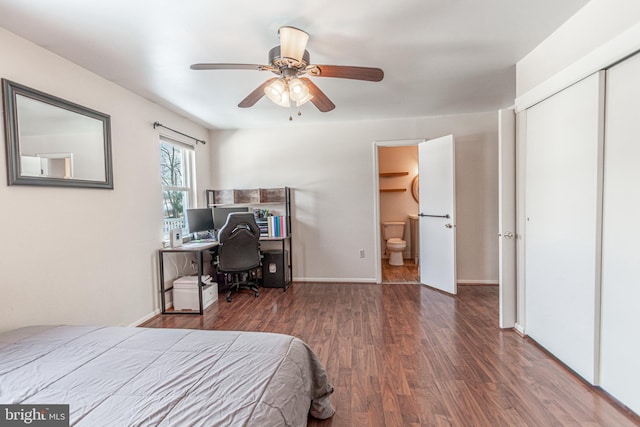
379 172 409 177
380 188 407 192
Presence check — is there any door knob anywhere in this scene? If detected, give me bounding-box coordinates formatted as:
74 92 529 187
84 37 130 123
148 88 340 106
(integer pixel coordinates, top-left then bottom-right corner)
503 231 515 239
445 223 453 228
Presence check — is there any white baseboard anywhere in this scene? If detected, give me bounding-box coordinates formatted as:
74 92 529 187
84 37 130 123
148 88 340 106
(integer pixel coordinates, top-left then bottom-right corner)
295 278 498 285
514 323 526 336
294 277 378 284
129 309 162 327
457 279 498 285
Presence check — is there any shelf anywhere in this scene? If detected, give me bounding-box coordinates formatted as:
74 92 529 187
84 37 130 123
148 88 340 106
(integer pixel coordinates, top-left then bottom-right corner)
380 188 407 192
204 187 293 294
259 188 287 203
209 189 258 205
379 172 409 177
207 187 287 206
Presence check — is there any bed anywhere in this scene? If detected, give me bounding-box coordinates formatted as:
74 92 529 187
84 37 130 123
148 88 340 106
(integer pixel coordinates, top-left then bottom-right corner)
0 325 335 426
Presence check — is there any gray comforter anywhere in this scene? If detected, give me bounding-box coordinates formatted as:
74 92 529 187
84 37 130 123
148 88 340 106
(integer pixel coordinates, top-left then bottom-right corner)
0 325 334 426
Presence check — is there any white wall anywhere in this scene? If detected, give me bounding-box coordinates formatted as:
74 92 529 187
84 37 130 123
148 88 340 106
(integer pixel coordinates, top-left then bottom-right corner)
0 27 211 333
210 112 498 283
516 0 640 102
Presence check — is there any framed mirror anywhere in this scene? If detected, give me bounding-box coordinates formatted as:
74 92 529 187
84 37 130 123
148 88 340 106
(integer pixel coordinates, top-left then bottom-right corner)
411 174 419 203
2 79 113 189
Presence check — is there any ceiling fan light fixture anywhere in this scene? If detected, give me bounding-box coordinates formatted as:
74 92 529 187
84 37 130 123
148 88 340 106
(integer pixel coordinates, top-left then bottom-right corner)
193 26 381 113
264 79 290 107
288 77 309 102
265 78 285 97
295 92 313 107
278 26 309 62
277 90 291 108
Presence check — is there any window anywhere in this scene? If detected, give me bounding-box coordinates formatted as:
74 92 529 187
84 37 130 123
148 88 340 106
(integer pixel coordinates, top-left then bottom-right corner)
160 137 195 237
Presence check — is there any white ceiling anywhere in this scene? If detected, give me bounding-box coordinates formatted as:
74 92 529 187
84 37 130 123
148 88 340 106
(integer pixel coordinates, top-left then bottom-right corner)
0 0 590 130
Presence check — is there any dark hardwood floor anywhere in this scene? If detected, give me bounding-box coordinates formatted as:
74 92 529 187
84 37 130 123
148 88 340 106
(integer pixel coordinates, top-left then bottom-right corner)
142 283 639 426
381 258 419 283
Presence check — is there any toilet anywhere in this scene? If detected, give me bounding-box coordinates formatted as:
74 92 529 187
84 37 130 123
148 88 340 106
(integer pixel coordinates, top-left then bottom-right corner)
383 221 407 266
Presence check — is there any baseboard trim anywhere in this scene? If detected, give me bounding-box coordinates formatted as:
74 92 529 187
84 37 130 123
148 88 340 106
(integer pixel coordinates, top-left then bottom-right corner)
295 278 498 285
295 277 378 284
457 280 498 285
129 309 162 327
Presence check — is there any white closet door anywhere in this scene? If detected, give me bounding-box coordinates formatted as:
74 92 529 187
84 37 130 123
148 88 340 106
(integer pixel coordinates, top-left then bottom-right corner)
600 52 640 414
524 72 604 384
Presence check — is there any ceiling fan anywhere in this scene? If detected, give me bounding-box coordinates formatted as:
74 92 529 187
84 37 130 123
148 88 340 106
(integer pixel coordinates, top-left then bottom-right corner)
190 26 384 113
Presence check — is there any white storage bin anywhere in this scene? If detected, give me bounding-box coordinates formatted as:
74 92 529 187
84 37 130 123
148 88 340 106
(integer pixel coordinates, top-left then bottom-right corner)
173 276 218 311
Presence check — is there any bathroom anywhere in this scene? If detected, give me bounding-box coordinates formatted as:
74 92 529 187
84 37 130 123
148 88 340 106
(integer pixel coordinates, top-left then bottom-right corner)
378 145 419 283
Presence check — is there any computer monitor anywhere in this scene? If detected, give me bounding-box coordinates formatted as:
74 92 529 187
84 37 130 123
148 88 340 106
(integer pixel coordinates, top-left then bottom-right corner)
213 206 249 231
186 208 215 239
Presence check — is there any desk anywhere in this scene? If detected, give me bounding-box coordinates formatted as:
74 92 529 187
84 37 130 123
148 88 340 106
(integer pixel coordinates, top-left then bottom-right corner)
159 237 291 315
159 240 218 315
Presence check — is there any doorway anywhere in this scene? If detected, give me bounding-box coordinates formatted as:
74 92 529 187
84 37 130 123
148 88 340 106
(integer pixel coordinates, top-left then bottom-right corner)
377 143 420 283
374 126 507 322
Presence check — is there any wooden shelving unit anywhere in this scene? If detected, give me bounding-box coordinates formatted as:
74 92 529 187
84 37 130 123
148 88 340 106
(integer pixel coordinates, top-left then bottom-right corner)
206 187 287 206
379 171 409 192
205 187 292 291
379 171 409 177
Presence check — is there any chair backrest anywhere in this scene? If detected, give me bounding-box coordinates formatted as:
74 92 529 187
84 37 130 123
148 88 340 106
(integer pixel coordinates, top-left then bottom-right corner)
217 212 261 272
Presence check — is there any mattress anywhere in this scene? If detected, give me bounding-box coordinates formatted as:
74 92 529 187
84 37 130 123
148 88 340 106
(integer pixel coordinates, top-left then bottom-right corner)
0 325 335 426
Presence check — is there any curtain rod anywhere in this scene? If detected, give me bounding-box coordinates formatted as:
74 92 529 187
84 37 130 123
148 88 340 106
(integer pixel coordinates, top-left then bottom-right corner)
153 121 206 145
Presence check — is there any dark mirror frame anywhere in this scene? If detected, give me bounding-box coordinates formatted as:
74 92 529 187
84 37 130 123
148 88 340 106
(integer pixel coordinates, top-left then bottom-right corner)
2 79 113 189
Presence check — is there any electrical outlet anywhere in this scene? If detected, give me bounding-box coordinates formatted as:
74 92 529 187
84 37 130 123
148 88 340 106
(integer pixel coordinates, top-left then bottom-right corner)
359 249 365 258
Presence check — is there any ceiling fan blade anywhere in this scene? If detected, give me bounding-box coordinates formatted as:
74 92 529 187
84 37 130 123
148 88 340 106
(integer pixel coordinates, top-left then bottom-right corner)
308 65 384 82
238 78 278 108
300 78 335 112
190 63 267 71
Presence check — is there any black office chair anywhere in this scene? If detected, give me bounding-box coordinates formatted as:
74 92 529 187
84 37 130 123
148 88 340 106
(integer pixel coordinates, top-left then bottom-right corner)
217 212 261 302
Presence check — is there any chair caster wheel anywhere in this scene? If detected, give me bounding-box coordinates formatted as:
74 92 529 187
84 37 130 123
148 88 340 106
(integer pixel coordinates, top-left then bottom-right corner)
255 292 259 298
226 296 231 302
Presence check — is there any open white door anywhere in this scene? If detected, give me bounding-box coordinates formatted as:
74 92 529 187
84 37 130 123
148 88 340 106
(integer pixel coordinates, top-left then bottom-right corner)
418 135 456 294
498 109 517 328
